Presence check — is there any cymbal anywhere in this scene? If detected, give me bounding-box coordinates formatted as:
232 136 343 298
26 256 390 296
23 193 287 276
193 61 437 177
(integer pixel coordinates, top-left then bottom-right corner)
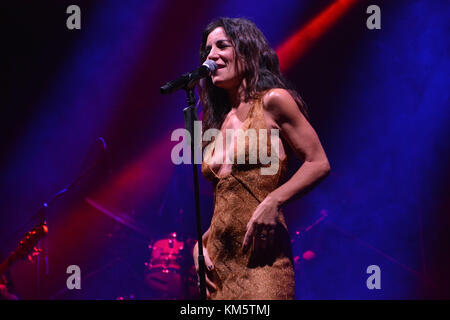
85 197 152 239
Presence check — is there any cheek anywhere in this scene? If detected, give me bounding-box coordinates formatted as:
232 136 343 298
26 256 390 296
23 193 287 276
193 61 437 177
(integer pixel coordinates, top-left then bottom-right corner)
215 65 236 81
235 57 245 75
227 61 243 81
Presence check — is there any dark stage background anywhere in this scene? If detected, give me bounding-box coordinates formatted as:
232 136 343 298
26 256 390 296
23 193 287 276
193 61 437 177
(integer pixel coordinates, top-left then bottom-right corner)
1 0 449 299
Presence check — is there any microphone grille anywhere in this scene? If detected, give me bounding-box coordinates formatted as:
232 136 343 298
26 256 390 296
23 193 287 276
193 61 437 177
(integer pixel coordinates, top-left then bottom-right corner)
203 60 218 72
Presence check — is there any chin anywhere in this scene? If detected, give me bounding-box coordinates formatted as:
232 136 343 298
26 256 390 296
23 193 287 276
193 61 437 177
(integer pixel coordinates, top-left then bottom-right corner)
212 77 234 90
212 78 226 88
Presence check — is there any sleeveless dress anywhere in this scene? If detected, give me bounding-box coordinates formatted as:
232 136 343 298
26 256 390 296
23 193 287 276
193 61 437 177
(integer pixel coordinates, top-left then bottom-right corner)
201 93 295 300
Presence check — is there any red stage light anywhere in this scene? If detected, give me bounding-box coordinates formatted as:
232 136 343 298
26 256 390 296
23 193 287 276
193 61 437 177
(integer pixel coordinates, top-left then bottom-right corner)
276 0 358 72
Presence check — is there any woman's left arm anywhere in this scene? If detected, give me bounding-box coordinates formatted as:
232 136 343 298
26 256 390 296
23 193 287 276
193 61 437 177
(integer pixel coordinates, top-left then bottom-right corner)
266 88 331 206
242 88 330 252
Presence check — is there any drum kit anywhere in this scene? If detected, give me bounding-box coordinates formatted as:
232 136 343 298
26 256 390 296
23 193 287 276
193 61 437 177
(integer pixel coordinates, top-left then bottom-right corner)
144 232 199 299
86 197 200 299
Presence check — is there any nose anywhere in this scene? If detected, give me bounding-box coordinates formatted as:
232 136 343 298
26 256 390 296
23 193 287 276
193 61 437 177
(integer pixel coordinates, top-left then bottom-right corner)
206 47 219 62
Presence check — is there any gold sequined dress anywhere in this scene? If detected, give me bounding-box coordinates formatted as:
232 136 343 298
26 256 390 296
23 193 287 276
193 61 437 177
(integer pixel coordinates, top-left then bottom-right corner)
201 93 295 300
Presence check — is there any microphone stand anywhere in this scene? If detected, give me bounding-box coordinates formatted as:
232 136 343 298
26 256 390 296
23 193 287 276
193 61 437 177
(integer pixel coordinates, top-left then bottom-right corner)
182 88 207 300
26 138 108 298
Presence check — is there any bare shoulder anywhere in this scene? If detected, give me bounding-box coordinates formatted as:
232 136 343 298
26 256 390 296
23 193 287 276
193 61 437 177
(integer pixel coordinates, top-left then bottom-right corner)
261 88 303 124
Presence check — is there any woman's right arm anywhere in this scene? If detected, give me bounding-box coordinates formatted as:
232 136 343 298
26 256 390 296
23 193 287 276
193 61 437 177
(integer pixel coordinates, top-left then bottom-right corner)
193 226 217 297
193 226 212 268
202 227 211 246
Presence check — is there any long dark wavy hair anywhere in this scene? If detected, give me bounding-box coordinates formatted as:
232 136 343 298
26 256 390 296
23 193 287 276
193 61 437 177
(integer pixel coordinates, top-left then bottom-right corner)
198 17 308 134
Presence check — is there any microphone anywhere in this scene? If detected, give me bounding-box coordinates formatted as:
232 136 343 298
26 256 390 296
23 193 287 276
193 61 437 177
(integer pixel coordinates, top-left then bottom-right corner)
160 60 217 94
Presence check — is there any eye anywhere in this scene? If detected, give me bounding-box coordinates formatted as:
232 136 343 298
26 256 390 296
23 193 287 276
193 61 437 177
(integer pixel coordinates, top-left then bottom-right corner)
217 41 230 49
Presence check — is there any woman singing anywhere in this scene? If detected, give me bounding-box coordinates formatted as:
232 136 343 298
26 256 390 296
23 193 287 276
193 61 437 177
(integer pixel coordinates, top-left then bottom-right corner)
193 17 330 299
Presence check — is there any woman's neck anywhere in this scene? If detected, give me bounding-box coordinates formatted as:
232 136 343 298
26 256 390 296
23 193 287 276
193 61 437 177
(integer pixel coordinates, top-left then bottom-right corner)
226 80 247 109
